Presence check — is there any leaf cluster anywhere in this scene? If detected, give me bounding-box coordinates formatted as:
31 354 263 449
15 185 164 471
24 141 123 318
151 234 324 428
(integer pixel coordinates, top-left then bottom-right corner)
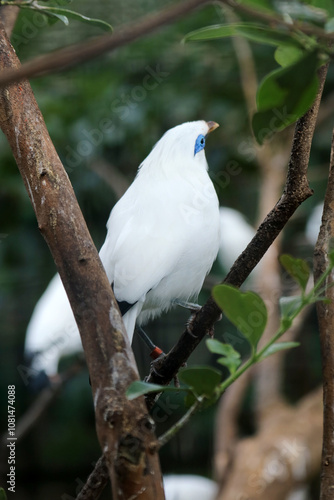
127 253 334 445
184 0 334 143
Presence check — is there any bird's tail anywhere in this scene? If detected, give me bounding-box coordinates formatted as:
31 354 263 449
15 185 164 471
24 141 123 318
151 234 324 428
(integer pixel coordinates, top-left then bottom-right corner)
122 301 144 342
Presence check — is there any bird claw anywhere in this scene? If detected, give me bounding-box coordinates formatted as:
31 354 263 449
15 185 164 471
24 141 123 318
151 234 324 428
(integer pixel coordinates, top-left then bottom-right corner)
207 325 215 338
173 299 202 314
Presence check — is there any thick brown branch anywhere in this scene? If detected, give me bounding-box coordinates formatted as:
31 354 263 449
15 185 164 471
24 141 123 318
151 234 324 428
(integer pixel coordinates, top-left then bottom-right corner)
0 0 209 87
314 128 334 500
0 22 163 499
145 63 328 392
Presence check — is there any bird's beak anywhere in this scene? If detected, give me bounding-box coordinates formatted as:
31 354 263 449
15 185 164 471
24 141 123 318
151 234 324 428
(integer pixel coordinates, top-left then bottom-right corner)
206 121 219 134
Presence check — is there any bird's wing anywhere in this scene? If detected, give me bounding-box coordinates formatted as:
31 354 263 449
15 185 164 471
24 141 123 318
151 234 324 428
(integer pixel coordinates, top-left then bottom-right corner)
99 181 189 306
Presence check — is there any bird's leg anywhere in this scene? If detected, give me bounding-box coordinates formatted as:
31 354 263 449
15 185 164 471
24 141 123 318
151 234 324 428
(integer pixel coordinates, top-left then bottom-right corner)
173 299 202 313
136 326 165 360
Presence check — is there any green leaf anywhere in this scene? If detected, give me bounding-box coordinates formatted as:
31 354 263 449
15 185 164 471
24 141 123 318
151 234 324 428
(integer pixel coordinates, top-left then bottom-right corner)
258 341 300 360
34 6 113 31
184 23 301 47
252 51 319 144
213 285 267 349
206 338 241 374
178 366 221 398
43 11 69 26
280 254 310 291
274 45 305 67
126 381 181 400
206 338 240 357
217 356 241 374
279 296 304 317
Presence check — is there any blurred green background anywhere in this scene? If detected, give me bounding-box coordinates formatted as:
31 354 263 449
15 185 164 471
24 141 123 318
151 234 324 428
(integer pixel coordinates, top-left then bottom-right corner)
0 1 333 498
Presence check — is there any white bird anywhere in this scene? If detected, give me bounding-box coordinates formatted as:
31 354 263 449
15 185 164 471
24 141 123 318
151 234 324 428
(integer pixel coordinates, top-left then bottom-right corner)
163 475 218 500
24 120 221 382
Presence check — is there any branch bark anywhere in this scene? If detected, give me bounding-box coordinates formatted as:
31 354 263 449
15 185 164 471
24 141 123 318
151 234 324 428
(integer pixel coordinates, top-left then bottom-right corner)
314 128 334 500
0 22 164 499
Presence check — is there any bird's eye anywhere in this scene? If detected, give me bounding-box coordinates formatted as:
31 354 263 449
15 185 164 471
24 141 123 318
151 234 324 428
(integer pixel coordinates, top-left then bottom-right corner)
194 134 206 155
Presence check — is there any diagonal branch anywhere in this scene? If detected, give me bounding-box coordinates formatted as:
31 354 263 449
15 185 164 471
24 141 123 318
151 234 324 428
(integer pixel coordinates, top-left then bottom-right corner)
0 0 209 86
145 61 329 390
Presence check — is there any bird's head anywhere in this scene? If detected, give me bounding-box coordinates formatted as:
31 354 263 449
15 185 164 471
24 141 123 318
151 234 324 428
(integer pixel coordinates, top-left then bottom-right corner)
140 120 219 176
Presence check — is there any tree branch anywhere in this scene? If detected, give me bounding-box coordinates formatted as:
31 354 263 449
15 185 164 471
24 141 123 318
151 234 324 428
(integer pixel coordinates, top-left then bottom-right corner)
0 0 209 87
0 22 164 499
314 128 334 500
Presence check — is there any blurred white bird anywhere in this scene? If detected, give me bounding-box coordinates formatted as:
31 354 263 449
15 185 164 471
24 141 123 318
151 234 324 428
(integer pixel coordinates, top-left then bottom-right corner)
163 475 218 500
218 207 256 273
24 120 220 383
305 202 323 247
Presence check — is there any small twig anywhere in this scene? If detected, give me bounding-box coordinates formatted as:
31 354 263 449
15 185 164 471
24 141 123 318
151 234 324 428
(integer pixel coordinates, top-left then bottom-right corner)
158 397 203 448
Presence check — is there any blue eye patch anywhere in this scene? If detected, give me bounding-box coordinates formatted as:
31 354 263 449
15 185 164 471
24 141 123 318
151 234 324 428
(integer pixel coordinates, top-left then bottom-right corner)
194 134 206 155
